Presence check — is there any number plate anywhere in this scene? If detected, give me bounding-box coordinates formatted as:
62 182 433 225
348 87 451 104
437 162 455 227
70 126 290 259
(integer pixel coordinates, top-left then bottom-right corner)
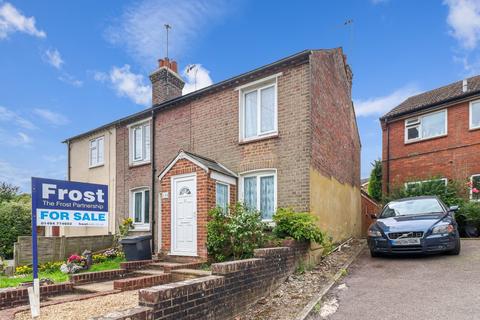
391 238 421 246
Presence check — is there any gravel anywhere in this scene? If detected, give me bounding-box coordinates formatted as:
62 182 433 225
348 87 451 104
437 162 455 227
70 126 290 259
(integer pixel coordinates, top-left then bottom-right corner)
237 239 364 320
15 291 139 320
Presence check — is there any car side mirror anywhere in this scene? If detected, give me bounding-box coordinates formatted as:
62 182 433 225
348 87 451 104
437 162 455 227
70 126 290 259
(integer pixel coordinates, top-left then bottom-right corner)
449 205 459 212
370 213 378 219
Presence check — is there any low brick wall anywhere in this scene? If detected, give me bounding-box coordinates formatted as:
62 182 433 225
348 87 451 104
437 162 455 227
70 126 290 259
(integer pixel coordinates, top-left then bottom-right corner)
95 243 308 320
114 274 172 291
161 262 205 272
0 282 73 310
120 260 155 271
70 269 127 284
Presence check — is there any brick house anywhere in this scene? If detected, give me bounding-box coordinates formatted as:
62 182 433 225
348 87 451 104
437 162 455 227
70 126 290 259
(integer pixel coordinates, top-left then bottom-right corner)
381 76 480 199
66 48 361 259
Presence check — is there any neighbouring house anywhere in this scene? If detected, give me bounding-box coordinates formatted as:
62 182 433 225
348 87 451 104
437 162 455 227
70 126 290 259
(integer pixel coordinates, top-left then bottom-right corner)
361 177 369 192
65 48 362 259
381 76 480 198
60 127 117 237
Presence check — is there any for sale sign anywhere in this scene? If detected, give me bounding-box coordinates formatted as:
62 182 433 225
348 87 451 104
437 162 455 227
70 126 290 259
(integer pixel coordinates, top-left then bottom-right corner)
32 177 108 228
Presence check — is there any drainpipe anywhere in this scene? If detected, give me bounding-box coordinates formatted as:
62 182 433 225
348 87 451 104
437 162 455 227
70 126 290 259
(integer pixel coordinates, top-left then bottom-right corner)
151 110 156 254
385 119 390 194
67 141 71 181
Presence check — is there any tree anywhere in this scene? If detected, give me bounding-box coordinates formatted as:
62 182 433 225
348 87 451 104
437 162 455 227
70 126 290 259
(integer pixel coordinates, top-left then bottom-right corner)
368 160 382 202
0 195 31 258
0 182 20 203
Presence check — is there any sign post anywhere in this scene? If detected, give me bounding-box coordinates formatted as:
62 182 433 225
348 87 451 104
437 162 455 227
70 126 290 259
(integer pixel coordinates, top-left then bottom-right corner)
29 177 108 318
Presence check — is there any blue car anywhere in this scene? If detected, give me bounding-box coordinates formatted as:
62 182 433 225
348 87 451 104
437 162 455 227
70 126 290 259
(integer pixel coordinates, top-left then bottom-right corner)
368 196 461 257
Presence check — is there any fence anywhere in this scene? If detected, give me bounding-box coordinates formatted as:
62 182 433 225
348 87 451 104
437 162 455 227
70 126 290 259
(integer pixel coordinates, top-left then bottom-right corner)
14 235 113 267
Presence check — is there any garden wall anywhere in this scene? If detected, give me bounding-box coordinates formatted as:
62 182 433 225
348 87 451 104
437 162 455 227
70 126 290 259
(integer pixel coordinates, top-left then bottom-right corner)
14 235 113 267
0 282 73 310
94 242 308 320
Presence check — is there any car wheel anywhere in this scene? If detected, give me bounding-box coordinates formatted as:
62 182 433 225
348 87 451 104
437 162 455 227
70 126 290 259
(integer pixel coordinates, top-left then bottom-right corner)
370 250 380 258
446 239 461 255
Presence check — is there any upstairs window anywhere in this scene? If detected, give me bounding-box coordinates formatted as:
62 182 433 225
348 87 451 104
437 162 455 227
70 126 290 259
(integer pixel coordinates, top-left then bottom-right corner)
405 110 447 143
89 136 104 167
240 170 276 221
470 100 480 130
129 121 151 164
239 78 277 141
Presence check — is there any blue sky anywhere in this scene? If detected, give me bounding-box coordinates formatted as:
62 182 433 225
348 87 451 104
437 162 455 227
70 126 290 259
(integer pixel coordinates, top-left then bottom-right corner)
1 0 479 191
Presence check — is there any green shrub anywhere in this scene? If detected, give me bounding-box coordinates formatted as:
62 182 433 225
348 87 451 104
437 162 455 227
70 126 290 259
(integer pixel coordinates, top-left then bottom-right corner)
38 261 63 273
368 160 382 202
0 197 31 259
272 208 325 244
456 201 480 228
207 203 266 262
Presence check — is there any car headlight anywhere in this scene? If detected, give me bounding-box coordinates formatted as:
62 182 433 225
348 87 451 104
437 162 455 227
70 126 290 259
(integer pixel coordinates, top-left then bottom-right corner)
368 229 382 237
431 224 454 234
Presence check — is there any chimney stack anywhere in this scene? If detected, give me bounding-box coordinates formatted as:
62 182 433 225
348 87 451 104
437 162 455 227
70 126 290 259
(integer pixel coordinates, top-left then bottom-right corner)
149 57 185 105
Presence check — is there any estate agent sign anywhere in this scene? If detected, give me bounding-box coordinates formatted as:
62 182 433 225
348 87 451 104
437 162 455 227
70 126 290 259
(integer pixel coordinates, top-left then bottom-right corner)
29 177 108 318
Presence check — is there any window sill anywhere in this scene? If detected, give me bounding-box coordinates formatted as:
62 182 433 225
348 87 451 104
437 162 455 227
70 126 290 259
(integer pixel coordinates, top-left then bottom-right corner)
89 163 105 169
469 126 480 132
404 133 447 145
239 133 279 145
129 160 151 168
132 224 150 232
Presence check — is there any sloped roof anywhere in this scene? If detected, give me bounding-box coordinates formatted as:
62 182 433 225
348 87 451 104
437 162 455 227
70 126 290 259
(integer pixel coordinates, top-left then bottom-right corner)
381 75 480 120
158 150 237 180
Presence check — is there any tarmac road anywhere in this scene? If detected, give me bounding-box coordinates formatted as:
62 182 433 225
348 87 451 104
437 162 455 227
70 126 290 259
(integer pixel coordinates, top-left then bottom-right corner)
310 240 480 320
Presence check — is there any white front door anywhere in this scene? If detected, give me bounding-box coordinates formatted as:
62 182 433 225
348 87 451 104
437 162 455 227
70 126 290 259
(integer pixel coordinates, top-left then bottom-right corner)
171 174 197 256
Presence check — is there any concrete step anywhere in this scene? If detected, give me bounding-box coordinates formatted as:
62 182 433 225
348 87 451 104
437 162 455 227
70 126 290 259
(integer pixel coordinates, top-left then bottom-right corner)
133 269 166 276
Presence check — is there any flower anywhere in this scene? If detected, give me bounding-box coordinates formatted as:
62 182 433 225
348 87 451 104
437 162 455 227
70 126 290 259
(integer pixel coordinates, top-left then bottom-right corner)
473 188 479 194
67 255 83 263
467 181 473 188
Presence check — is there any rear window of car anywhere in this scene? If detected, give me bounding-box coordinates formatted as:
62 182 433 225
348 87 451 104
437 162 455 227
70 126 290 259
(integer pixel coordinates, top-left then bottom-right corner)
380 198 444 218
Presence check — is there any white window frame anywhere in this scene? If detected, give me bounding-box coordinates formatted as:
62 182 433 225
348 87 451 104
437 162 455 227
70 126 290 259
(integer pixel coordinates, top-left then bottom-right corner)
404 109 448 144
239 169 277 221
89 136 104 168
238 76 279 143
469 100 480 130
129 119 151 166
404 178 448 189
215 182 230 212
129 187 150 231
470 174 480 201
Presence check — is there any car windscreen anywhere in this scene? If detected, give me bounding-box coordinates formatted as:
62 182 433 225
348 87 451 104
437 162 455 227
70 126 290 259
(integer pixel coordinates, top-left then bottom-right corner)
380 198 444 218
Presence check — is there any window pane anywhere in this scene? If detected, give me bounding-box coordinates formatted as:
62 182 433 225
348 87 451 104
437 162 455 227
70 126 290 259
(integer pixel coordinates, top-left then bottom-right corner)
472 102 480 128
260 176 274 220
216 183 228 212
144 125 151 161
97 138 104 164
422 112 446 138
243 177 257 210
90 141 97 165
144 190 150 224
134 192 142 223
134 127 142 160
244 91 257 138
407 126 419 140
260 86 275 133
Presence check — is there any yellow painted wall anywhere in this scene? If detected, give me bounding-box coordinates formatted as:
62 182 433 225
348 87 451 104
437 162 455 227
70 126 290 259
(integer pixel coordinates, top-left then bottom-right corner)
310 167 361 243
61 127 116 236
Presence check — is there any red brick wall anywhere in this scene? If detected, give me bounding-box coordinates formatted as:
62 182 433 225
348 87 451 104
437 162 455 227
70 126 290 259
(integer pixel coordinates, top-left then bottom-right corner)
310 49 360 187
159 158 237 259
382 100 480 190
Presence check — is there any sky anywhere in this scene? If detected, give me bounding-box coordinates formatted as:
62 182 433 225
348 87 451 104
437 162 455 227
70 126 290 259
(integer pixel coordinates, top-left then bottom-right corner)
0 0 479 191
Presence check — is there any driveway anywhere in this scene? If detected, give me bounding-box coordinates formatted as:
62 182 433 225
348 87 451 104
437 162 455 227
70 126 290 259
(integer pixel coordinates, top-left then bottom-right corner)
310 240 480 320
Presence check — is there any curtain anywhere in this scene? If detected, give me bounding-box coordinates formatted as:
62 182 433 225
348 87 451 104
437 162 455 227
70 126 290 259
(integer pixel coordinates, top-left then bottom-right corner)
134 127 142 160
216 183 228 213
97 138 104 164
90 140 97 165
472 102 480 128
244 91 257 138
244 177 257 210
260 86 275 133
422 112 445 138
260 176 274 220
134 192 142 223
144 124 151 161
144 190 150 223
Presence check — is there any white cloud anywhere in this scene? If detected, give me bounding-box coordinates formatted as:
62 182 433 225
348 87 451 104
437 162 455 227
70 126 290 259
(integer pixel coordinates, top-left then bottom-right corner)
182 64 213 94
44 48 64 69
445 0 480 50
354 85 420 117
0 106 36 129
33 108 69 125
105 0 229 67
95 65 151 106
0 129 33 146
0 2 46 39
58 72 83 87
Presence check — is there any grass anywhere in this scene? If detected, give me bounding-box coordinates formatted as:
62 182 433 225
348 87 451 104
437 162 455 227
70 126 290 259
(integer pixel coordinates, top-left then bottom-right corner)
0 257 125 288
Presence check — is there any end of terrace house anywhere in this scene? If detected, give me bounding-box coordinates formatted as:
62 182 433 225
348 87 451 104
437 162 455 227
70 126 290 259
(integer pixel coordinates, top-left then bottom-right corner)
60 48 362 260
